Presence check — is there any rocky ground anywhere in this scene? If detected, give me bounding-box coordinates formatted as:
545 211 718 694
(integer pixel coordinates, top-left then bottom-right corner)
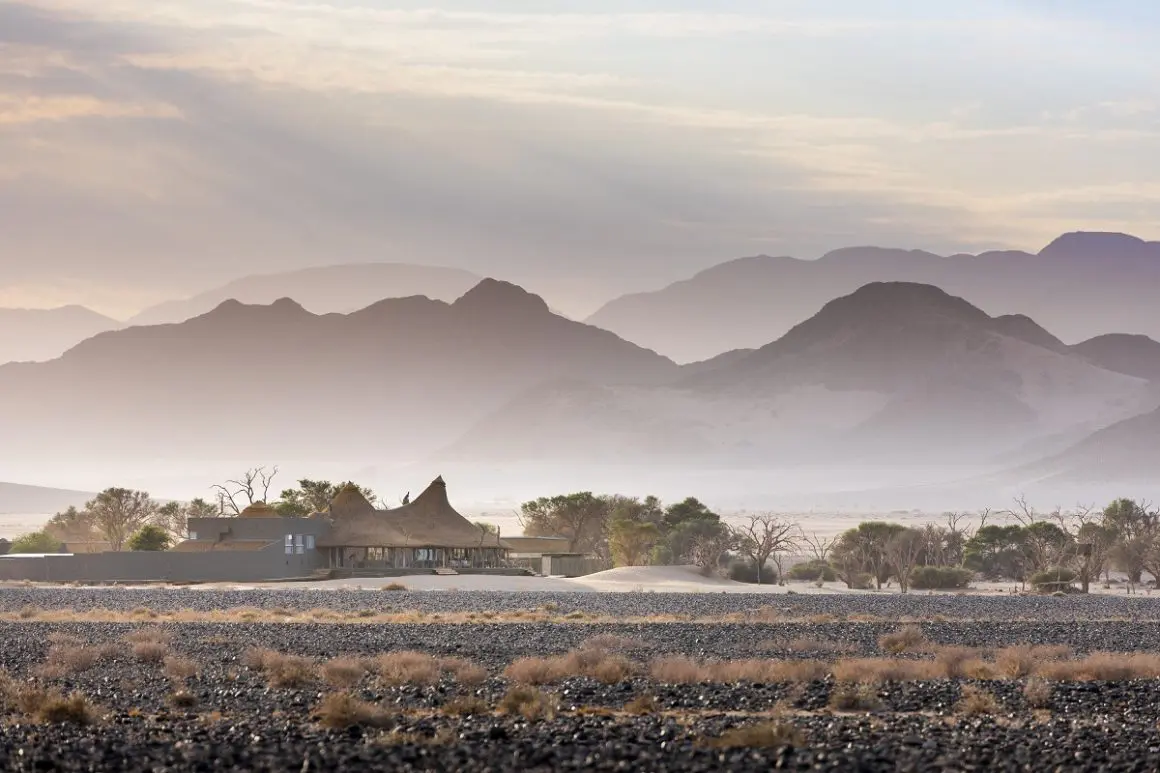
0 589 1158 771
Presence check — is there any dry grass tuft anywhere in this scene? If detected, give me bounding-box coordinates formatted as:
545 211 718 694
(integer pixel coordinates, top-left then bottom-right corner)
649 656 707 684
163 656 199 681
125 628 173 645
18 688 100 725
38 643 118 677
1035 652 1160 681
957 684 1000 715
828 682 882 711
243 648 315 688
132 641 169 664
376 651 441 686
877 625 928 654
317 692 396 729
707 721 804 749
505 647 638 686
441 657 488 686
995 645 1071 679
499 686 558 721
625 694 658 715
441 696 490 716
778 638 858 655
323 657 368 688
831 658 937 683
381 582 408 591
1023 678 1053 709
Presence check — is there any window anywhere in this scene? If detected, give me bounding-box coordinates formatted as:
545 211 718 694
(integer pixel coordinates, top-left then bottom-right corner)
188 531 198 541
285 534 293 555
294 534 304 554
304 535 316 550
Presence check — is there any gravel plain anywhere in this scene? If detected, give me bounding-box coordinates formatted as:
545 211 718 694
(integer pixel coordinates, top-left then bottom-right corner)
1 588 1159 771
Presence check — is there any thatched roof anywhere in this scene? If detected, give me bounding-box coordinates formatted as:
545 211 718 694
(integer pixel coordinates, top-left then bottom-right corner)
239 502 278 518
328 484 375 519
318 476 509 550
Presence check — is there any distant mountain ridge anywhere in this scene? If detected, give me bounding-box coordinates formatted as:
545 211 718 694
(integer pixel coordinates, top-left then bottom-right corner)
587 231 1160 362
0 279 678 468
0 306 121 365
128 263 484 326
444 282 1158 468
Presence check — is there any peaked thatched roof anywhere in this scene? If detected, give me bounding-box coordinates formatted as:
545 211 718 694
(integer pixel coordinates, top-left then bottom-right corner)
318 476 509 550
328 484 375 520
239 502 278 518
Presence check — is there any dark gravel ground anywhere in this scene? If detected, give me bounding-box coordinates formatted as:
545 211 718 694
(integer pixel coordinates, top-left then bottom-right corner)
3 586 1160 620
2 590 1160 770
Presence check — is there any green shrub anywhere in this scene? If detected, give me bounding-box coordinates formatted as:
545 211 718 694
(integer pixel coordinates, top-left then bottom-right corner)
9 531 65 554
727 559 777 584
787 560 837 582
909 566 973 590
1030 567 1077 593
127 525 171 552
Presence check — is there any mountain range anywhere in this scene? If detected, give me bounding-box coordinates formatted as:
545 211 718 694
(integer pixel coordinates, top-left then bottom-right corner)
587 232 1160 363
0 306 121 364
0 279 677 470
443 282 1160 475
0 263 483 366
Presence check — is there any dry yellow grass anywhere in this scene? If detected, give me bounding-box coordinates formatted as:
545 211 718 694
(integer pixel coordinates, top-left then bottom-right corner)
323 657 368 688
132 642 170 664
317 692 396 729
376 651 441 686
164 656 199 681
877 625 928 654
707 721 804 749
956 684 1000 715
499 686 558 721
243 648 315 688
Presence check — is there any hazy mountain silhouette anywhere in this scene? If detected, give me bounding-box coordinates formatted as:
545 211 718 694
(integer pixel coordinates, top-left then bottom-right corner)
587 232 1160 362
0 280 677 468
1071 334 1160 382
0 481 93 515
0 306 121 365
444 282 1156 466
128 263 483 326
1013 406 1160 484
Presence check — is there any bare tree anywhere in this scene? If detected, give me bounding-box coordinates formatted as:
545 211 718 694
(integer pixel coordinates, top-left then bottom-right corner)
885 528 925 593
731 514 800 584
87 488 157 551
801 532 834 563
212 466 279 515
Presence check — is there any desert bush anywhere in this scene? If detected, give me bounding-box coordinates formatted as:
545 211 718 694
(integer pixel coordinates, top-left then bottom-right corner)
877 625 928 654
18 688 99 725
39 643 118 677
323 657 367 688
956 684 1000 715
499 686 558 721
243 649 315 688
317 692 395 729
787 560 837 582
649 656 707 684
164 656 199 681
1030 567 1077 593
441 696 490 716
377 651 441 686
727 559 777 584
932 646 990 679
625 694 658 715
910 566 973 590
440 657 488 686
1023 678 1053 709
381 582 408 591
828 682 882 711
708 721 804 749
133 642 169 663
1036 652 1160 681
994 645 1071 679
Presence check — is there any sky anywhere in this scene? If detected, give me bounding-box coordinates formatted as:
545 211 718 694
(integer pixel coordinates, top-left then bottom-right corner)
1 0 1158 318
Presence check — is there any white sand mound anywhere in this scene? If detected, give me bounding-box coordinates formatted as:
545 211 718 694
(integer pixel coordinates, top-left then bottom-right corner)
566 564 751 592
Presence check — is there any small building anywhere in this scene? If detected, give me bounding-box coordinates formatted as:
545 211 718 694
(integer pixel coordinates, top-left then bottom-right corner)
318 477 509 570
504 535 607 577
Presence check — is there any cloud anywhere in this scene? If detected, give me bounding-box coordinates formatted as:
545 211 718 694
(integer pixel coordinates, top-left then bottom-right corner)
1 0 1157 317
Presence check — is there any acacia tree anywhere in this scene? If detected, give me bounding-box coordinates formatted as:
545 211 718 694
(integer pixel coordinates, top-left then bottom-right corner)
885 528 925 593
609 519 659 567
87 488 157 551
731 514 800 585
154 498 218 541
519 493 614 556
44 506 98 542
276 479 379 516
212 466 279 515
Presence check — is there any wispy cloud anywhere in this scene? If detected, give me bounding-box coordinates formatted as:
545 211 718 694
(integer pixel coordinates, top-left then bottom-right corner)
1 0 1157 316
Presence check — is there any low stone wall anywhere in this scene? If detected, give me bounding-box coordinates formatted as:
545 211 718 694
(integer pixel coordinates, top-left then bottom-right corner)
0 548 324 583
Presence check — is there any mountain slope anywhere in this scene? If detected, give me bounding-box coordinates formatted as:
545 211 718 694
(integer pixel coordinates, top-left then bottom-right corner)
0 306 120 364
1018 406 1160 483
1071 334 1160 382
0 280 678 468
0 482 94 515
443 282 1157 466
129 263 483 326
587 232 1160 362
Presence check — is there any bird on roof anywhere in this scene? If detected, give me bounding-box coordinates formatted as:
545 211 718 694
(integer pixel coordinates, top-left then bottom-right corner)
402 492 410 505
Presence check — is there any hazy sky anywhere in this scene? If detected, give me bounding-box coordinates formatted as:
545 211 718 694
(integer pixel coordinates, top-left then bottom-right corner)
1 0 1158 317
